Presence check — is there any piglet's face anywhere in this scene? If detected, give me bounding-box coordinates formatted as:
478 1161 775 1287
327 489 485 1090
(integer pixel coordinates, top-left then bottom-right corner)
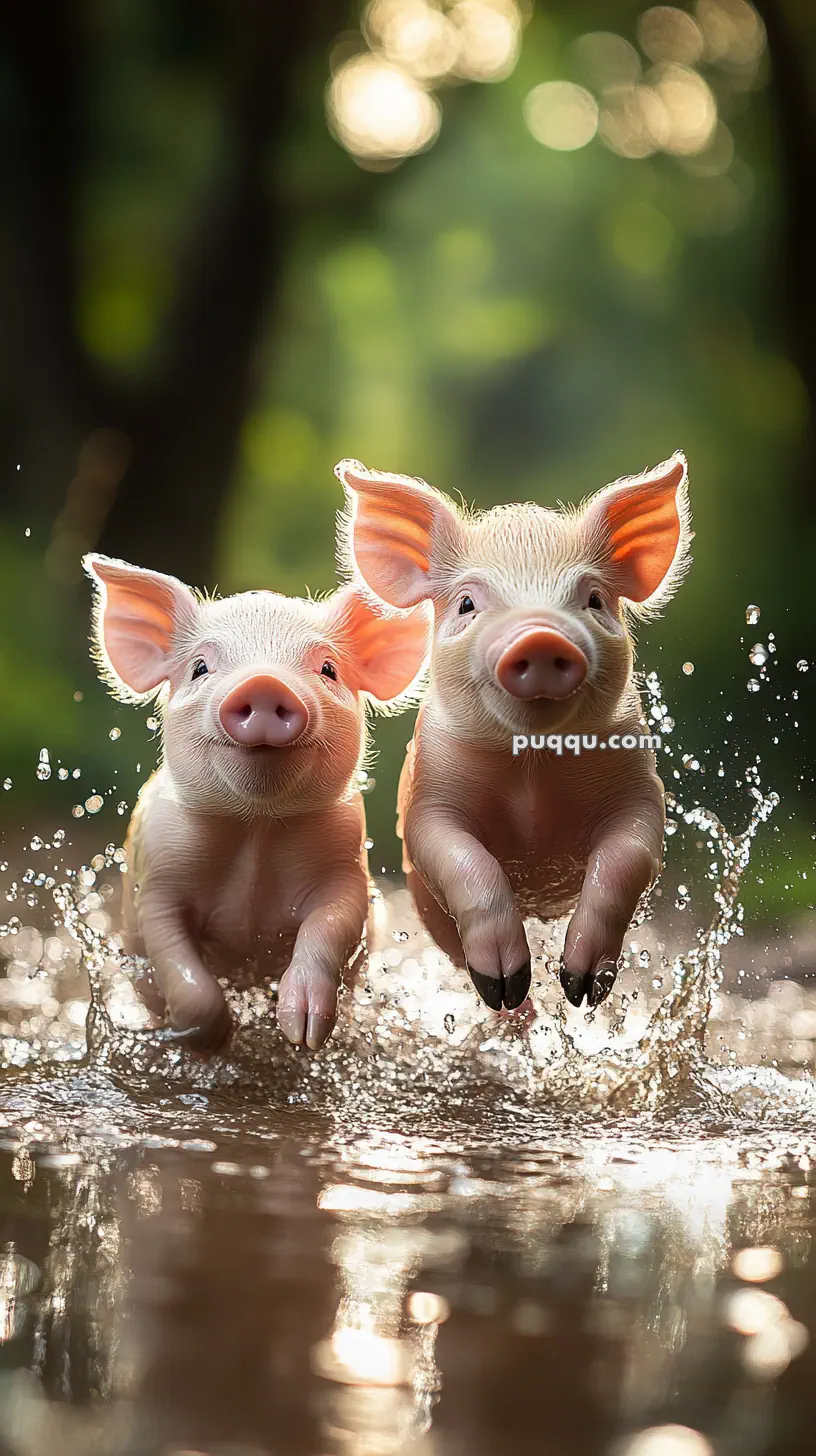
337 455 691 745
84 557 430 815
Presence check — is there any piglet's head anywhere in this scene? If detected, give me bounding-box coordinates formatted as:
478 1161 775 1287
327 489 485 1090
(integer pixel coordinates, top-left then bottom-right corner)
337 455 691 744
84 555 430 814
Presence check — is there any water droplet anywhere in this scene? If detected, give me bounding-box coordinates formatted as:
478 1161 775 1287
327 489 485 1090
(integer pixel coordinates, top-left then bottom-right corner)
749 644 767 667
2 778 11 791
29 837 43 852
109 727 121 741
36 748 51 781
117 800 129 816
85 794 104 814
682 662 694 675
58 767 69 780
746 604 760 625
444 1013 455 1034
638 949 651 967
364 837 374 850
73 690 83 702
393 930 409 943
747 679 760 693
146 716 159 732
72 805 85 818
24 527 31 538
797 660 809 673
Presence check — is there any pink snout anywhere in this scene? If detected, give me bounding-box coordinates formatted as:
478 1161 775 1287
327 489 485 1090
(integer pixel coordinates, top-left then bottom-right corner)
495 629 587 702
218 675 309 747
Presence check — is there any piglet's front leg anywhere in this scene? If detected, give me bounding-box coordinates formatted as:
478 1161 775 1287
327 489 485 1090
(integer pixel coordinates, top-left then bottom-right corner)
276 874 369 1052
560 803 664 1009
405 809 531 1011
140 899 233 1053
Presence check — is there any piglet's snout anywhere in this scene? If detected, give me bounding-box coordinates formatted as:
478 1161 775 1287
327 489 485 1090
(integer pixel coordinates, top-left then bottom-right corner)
495 629 587 702
218 674 309 747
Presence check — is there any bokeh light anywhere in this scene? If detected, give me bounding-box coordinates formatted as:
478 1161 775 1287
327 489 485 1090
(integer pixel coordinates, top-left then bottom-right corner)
724 1286 788 1334
732 1245 784 1283
333 0 525 164
407 1290 451 1323
328 54 442 163
638 7 705 66
652 63 718 155
623 1426 714 1456
695 0 766 67
364 0 460 80
569 31 641 92
449 0 522 82
524 81 599 151
599 83 669 159
678 120 734 176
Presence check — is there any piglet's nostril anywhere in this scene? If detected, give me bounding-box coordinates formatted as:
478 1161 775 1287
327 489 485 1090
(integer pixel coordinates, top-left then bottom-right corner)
495 629 588 702
219 675 310 747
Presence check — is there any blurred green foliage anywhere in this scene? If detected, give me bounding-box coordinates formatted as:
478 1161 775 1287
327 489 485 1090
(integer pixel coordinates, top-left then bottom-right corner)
1 0 815 924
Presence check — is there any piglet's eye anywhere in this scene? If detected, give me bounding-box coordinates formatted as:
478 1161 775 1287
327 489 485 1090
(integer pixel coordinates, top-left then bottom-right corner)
321 661 338 682
587 591 604 612
459 596 476 615
191 659 209 680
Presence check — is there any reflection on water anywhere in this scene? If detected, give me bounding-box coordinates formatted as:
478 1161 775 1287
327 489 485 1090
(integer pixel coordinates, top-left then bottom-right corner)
0 1123 815 1455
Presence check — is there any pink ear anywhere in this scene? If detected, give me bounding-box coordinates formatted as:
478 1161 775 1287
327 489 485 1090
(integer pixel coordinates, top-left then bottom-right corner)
83 554 198 700
585 452 691 605
327 588 432 704
335 459 465 609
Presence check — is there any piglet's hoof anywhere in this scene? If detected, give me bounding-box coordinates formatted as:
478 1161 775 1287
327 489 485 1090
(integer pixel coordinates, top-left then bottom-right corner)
559 962 619 1009
587 963 618 1008
502 958 531 1010
559 968 590 1007
468 969 503 1011
468 960 531 1012
158 1006 233 1055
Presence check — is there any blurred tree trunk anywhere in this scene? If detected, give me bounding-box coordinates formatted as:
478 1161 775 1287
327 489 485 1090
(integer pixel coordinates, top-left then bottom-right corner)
753 0 816 525
1 0 352 587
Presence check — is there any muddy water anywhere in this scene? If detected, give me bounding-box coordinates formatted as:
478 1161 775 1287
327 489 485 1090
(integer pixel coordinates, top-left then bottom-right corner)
3 664 816 1452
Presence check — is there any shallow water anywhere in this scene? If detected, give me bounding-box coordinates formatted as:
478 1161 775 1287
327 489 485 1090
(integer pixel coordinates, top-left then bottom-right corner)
2 868 816 1456
3 660 816 1452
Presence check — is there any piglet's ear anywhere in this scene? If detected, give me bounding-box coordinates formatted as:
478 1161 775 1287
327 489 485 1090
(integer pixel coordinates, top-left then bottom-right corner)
328 588 432 707
335 459 465 609
585 452 692 608
83 553 199 701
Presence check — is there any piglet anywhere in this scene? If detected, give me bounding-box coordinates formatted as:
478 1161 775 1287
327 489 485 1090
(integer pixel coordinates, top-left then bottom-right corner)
336 454 691 1012
83 555 430 1051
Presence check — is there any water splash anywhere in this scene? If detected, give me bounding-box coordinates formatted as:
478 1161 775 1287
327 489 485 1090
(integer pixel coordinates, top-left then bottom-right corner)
2 630 815 1150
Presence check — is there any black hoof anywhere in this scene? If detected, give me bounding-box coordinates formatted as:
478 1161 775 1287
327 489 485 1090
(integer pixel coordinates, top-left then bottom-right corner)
559 968 589 1007
468 969 503 1011
159 1007 232 1053
503 959 532 1010
587 964 618 1008
154 1024 204 1045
